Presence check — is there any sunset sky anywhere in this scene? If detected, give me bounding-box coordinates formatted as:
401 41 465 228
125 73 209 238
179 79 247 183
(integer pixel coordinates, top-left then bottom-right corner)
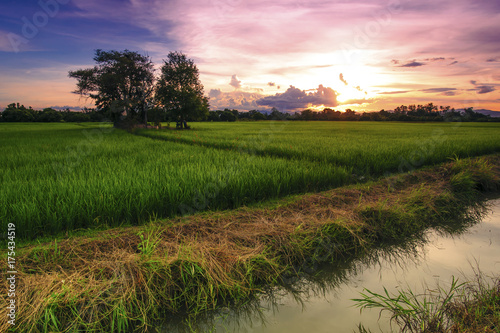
1 0 499 112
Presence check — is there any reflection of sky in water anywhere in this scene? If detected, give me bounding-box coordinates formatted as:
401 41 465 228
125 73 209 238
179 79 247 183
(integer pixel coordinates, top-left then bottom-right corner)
159 198 500 332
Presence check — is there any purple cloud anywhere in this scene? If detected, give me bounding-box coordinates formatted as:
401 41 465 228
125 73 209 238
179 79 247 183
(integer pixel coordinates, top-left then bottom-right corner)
469 80 496 94
209 90 264 111
399 61 426 67
256 85 338 111
209 89 222 98
229 75 242 89
420 88 457 93
421 88 458 96
477 85 495 94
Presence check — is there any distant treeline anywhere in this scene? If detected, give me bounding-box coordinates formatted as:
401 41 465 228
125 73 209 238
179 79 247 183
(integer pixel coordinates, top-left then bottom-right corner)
0 103 108 122
214 104 496 122
1 102 497 123
290 104 498 122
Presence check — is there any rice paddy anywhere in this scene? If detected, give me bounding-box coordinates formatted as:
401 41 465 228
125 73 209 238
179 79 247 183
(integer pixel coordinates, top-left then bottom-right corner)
137 121 500 174
2 121 500 240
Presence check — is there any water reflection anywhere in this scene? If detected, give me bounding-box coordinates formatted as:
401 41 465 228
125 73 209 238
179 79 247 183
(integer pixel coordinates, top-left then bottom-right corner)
157 198 499 332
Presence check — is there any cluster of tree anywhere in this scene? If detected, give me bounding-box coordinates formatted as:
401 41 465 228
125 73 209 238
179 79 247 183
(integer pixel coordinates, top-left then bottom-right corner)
0 103 107 122
206 108 287 121
68 49 208 128
369 104 491 122
207 109 264 121
2 50 209 127
201 104 496 122
293 103 495 122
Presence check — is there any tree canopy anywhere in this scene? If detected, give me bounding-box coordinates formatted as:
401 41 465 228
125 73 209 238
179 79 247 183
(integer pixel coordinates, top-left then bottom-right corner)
68 49 155 126
155 51 209 128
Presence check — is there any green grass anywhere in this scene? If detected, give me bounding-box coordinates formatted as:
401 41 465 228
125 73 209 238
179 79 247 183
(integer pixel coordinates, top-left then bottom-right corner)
353 271 500 333
2 121 500 240
0 123 351 239
353 277 464 332
138 121 500 175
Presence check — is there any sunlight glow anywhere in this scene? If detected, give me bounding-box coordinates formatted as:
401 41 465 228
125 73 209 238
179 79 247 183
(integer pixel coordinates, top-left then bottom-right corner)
333 65 380 104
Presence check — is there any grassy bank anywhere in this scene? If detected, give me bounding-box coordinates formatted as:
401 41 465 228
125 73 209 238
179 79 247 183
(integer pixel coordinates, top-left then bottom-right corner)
1 154 499 332
354 270 500 332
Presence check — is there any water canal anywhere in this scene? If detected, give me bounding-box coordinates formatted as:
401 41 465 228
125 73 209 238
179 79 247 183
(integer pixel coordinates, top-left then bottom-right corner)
160 197 500 332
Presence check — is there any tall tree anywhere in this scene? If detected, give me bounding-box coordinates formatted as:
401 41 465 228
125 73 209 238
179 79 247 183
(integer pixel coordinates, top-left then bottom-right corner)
155 51 209 128
69 49 155 126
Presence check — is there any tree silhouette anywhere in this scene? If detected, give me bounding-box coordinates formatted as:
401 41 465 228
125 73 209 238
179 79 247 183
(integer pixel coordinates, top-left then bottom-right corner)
69 49 155 126
155 51 209 129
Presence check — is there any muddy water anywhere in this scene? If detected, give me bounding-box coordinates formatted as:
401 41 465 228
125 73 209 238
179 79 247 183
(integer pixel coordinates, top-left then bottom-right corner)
161 198 500 332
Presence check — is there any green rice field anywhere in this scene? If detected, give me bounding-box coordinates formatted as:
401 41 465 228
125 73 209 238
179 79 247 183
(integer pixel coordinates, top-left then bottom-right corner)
138 121 500 174
2 121 500 240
